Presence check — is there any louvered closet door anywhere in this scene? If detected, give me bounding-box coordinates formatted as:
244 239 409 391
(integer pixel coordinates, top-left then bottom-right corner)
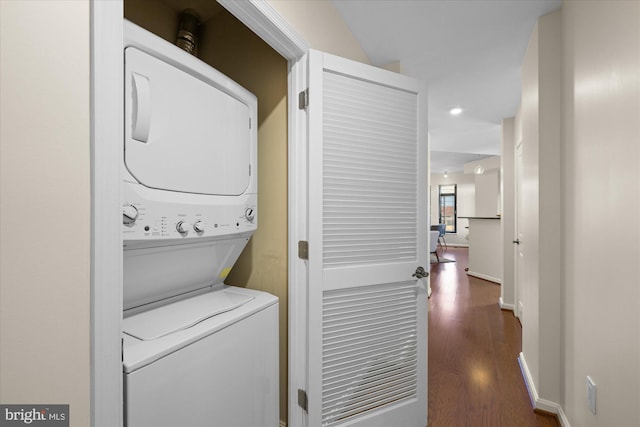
307 50 428 427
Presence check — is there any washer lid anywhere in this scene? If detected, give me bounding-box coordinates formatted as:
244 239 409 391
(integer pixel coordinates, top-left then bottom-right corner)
123 289 254 341
124 46 252 196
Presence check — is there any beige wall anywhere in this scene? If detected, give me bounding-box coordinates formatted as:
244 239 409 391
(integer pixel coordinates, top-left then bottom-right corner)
501 117 516 309
475 170 501 217
519 3 640 425
536 9 563 403
0 2 91 426
520 26 540 391
267 0 370 64
561 1 640 425
519 9 563 404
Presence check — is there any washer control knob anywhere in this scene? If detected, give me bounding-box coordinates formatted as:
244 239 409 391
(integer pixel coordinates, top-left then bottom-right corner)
245 208 255 222
176 221 191 234
122 205 139 225
193 221 205 233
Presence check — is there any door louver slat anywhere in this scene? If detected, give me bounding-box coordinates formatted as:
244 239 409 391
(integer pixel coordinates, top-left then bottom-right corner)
323 359 417 391
321 282 418 426
323 319 417 342
322 71 417 268
324 317 417 340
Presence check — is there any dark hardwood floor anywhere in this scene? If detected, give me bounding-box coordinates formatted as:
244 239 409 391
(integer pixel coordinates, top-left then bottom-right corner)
427 247 559 427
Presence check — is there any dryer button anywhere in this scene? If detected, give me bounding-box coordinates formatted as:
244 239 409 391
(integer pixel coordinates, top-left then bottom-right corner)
122 205 139 225
193 221 205 233
176 221 191 234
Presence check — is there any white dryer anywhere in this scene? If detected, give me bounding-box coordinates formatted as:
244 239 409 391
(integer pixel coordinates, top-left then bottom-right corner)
121 21 278 427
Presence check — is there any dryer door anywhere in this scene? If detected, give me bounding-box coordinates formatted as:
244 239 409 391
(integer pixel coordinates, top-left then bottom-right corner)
124 47 252 196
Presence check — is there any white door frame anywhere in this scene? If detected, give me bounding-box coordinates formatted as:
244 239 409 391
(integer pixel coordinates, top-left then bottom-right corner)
90 1 308 425
287 54 310 427
90 2 124 425
514 140 523 320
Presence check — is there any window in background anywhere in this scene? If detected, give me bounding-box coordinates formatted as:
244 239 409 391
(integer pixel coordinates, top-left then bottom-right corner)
438 184 457 233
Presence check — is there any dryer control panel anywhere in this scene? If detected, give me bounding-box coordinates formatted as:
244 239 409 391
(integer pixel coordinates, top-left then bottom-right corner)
122 181 256 242
122 200 256 241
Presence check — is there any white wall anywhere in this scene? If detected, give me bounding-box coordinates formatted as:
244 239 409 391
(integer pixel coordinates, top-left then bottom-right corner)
266 0 370 64
520 20 541 394
501 117 516 309
519 8 563 405
537 10 563 404
475 170 500 217
430 173 475 246
518 3 640 426
466 218 503 283
463 156 501 174
561 1 640 426
0 2 91 426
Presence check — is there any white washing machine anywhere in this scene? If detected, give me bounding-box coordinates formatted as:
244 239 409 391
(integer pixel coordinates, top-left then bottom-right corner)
121 21 278 427
122 285 278 427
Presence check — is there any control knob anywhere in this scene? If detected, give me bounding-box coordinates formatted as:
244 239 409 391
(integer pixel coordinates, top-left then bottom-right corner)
122 204 139 225
245 207 255 222
193 221 205 233
176 221 191 234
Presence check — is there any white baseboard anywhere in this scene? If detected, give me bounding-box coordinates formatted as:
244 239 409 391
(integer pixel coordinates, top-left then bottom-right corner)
557 407 570 427
518 352 571 427
467 270 502 284
518 352 537 408
442 243 468 248
498 297 515 311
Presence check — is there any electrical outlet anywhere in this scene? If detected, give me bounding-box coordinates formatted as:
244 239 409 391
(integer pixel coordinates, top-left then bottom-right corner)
586 376 597 414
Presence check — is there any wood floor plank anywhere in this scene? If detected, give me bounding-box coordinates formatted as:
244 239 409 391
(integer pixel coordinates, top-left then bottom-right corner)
427 247 559 427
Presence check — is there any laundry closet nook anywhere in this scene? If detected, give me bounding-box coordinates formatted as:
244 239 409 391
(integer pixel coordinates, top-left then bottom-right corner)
124 0 289 422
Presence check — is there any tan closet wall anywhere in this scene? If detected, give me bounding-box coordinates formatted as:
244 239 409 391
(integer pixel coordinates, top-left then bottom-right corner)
199 9 289 422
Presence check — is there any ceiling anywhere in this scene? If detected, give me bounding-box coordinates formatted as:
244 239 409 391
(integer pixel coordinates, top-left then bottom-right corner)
331 0 561 173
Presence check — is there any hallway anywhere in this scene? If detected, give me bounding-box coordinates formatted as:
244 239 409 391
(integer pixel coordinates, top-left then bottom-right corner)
427 247 558 427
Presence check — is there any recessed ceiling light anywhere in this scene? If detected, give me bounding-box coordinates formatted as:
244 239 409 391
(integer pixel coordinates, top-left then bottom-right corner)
449 107 463 116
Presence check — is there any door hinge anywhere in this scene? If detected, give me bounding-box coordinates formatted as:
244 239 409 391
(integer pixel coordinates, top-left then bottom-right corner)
249 117 252 129
298 88 309 110
298 240 309 260
297 389 308 412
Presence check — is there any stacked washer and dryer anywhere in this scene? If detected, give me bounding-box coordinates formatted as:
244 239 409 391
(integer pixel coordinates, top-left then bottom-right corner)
121 21 278 427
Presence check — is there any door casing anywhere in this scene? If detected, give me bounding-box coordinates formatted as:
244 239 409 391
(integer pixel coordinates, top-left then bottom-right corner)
515 141 524 320
90 1 308 426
